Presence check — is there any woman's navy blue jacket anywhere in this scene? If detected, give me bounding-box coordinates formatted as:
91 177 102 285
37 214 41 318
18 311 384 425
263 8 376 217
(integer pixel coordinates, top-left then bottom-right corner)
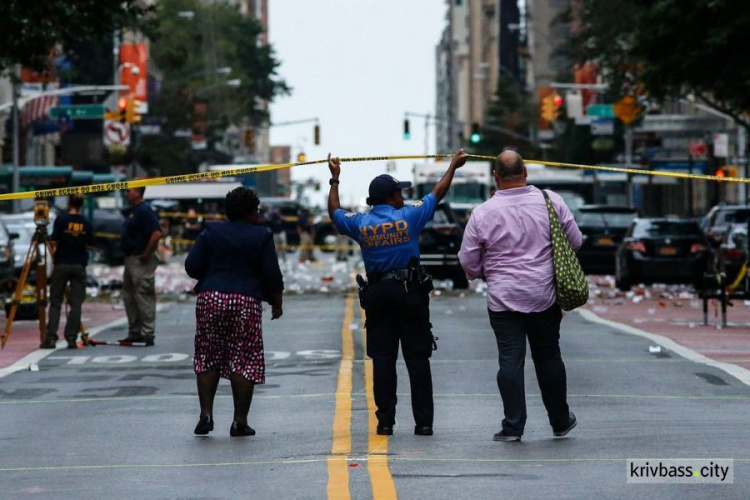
185 221 284 302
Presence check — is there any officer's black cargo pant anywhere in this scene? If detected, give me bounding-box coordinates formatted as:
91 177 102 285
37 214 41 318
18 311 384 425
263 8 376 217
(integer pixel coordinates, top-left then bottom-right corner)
364 279 433 428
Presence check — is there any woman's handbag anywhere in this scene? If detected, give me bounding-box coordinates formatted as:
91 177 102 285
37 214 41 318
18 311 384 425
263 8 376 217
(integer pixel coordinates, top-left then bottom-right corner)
542 190 589 311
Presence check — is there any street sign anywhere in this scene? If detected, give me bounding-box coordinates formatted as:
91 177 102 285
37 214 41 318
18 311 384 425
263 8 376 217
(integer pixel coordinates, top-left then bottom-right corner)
591 118 614 135
689 141 707 157
614 96 642 125
103 120 130 147
713 133 729 158
49 104 105 120
587 104 614 118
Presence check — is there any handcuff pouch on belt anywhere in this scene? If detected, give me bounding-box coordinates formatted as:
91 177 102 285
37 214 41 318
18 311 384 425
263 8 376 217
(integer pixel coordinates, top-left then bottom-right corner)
408 257 434 294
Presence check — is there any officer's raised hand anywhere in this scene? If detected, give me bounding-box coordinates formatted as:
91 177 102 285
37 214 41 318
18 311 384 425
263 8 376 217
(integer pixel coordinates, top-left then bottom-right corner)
328 153 341 179
451 149 468 169
432 149 468 202
327 153 342 217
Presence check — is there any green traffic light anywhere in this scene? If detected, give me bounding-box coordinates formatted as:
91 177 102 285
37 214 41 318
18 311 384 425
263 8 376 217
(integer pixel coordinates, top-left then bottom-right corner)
403 132 411 140
470 132 481 144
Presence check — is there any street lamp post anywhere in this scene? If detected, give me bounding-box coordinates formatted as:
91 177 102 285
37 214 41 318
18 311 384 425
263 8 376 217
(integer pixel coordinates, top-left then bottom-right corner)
11 67 20 213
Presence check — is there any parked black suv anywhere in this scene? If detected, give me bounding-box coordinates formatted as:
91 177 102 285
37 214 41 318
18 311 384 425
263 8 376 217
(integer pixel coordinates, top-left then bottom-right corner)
576 205 638 274
418 202 467 288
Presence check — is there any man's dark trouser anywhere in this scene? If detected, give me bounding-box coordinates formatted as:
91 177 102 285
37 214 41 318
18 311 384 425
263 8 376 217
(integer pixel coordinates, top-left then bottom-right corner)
488 304 570 436
364 279 433 427
46 264 87 343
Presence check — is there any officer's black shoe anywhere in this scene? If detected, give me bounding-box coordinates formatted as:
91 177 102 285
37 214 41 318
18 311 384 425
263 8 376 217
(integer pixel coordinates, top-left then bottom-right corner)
414 425 433 436
39 339 57 349
66 341 77 349
493 430 522 442
376 424 393 436
553 412 577 438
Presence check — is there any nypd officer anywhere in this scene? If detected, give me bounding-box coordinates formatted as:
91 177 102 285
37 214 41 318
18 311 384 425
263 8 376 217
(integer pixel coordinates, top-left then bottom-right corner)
327 150 468 436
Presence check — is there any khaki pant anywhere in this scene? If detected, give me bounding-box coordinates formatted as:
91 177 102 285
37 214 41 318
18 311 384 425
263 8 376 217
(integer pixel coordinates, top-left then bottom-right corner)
299 231 315 262
273 231 286 261
123 254 158 340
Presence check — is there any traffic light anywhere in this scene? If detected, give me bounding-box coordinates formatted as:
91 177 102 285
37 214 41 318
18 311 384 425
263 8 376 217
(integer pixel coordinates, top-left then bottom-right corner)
125 97 141 124
716 165 739 179
403 119 411 140
297 152 306 163
541 94 561 122
117 97 128 124
244 129 255 148
314 124 320 145
469 122 481 144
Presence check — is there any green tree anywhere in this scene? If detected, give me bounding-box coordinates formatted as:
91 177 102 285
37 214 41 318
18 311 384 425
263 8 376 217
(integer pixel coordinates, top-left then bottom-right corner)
0 1 148 73
138 0 289 174
573 0 750 128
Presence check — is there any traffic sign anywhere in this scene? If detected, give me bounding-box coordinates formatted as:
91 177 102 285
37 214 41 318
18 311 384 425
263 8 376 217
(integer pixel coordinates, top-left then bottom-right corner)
103 120 131 147
587 104 614 118
613 96 642 125
689 141 707 157
49 104 105 120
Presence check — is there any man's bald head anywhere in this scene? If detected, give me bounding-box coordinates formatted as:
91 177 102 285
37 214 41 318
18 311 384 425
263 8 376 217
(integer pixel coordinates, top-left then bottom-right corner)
494 150 525 180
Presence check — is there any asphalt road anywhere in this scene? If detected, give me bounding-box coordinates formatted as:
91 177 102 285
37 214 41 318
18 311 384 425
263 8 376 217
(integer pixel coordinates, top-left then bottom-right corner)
1 292 749 499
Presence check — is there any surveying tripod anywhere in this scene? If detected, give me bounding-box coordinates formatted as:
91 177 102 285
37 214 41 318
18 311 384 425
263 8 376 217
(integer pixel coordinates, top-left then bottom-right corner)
0 201 90 349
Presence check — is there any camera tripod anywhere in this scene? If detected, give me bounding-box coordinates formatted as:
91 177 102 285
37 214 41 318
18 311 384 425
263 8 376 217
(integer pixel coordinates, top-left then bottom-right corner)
0 214 90 349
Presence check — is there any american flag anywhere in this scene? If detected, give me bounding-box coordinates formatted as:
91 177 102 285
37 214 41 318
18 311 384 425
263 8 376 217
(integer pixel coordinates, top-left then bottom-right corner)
20 83 59 127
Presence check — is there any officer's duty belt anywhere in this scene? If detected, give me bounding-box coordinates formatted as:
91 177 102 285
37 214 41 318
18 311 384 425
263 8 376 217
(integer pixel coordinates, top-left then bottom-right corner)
367 268 410 284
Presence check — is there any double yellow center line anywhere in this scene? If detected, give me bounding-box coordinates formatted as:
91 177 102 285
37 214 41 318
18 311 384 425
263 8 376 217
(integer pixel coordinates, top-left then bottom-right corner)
327 293 396 499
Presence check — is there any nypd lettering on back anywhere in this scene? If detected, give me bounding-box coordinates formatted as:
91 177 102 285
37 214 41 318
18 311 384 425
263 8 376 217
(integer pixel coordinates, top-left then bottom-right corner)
359 221 411 248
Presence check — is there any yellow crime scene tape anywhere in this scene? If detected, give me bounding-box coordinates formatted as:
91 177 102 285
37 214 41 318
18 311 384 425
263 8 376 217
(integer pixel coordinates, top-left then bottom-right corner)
2 153 748 203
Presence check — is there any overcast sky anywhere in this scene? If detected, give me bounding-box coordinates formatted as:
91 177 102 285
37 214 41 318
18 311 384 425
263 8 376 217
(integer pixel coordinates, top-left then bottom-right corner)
268 0 447 208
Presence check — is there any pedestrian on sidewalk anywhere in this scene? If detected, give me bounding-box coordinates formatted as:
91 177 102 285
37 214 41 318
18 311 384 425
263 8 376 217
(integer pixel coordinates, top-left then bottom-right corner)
327 149 467 437
185 187 284 437
120 186 162 346
458 150 581 442
41 194 94 349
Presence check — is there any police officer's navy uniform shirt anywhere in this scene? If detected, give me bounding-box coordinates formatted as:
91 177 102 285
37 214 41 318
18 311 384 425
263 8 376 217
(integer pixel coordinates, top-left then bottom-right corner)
332 193 437 274
121 202 161 256
51 213 94 266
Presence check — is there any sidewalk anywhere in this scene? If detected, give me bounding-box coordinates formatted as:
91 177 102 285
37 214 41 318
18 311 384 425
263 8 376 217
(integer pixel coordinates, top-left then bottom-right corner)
584 276 750 371
0 300 126 370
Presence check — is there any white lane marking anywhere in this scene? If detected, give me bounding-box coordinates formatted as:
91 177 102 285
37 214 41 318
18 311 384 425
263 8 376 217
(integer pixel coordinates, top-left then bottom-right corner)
578 309 750 387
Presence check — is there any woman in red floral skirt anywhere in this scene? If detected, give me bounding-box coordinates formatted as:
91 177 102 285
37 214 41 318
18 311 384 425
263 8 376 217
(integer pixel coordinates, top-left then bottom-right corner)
185 187 284 436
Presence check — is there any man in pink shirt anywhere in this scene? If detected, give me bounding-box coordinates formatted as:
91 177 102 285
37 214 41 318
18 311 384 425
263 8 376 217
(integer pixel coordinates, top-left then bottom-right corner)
458 150 582 442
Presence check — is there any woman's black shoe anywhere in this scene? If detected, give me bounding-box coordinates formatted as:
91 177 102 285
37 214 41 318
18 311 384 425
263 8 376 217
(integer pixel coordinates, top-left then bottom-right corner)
230 421 256 437
194 415 214 435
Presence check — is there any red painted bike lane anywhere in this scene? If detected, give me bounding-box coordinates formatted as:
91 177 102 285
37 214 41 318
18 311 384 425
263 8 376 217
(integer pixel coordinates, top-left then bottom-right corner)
584 277 750 372
0 301 127 371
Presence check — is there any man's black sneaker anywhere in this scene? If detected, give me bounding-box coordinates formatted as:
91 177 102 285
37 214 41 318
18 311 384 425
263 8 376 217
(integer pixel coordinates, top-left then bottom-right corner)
414 425 433 436
144 339 155 346
493 430 522 442
39 339 57 349
376 424 393 436
118 336 145 343
66 341 77 349
553 412 577 437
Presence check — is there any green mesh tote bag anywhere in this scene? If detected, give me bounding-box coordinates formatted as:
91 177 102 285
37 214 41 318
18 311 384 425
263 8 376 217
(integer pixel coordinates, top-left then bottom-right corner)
541 190 589 311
